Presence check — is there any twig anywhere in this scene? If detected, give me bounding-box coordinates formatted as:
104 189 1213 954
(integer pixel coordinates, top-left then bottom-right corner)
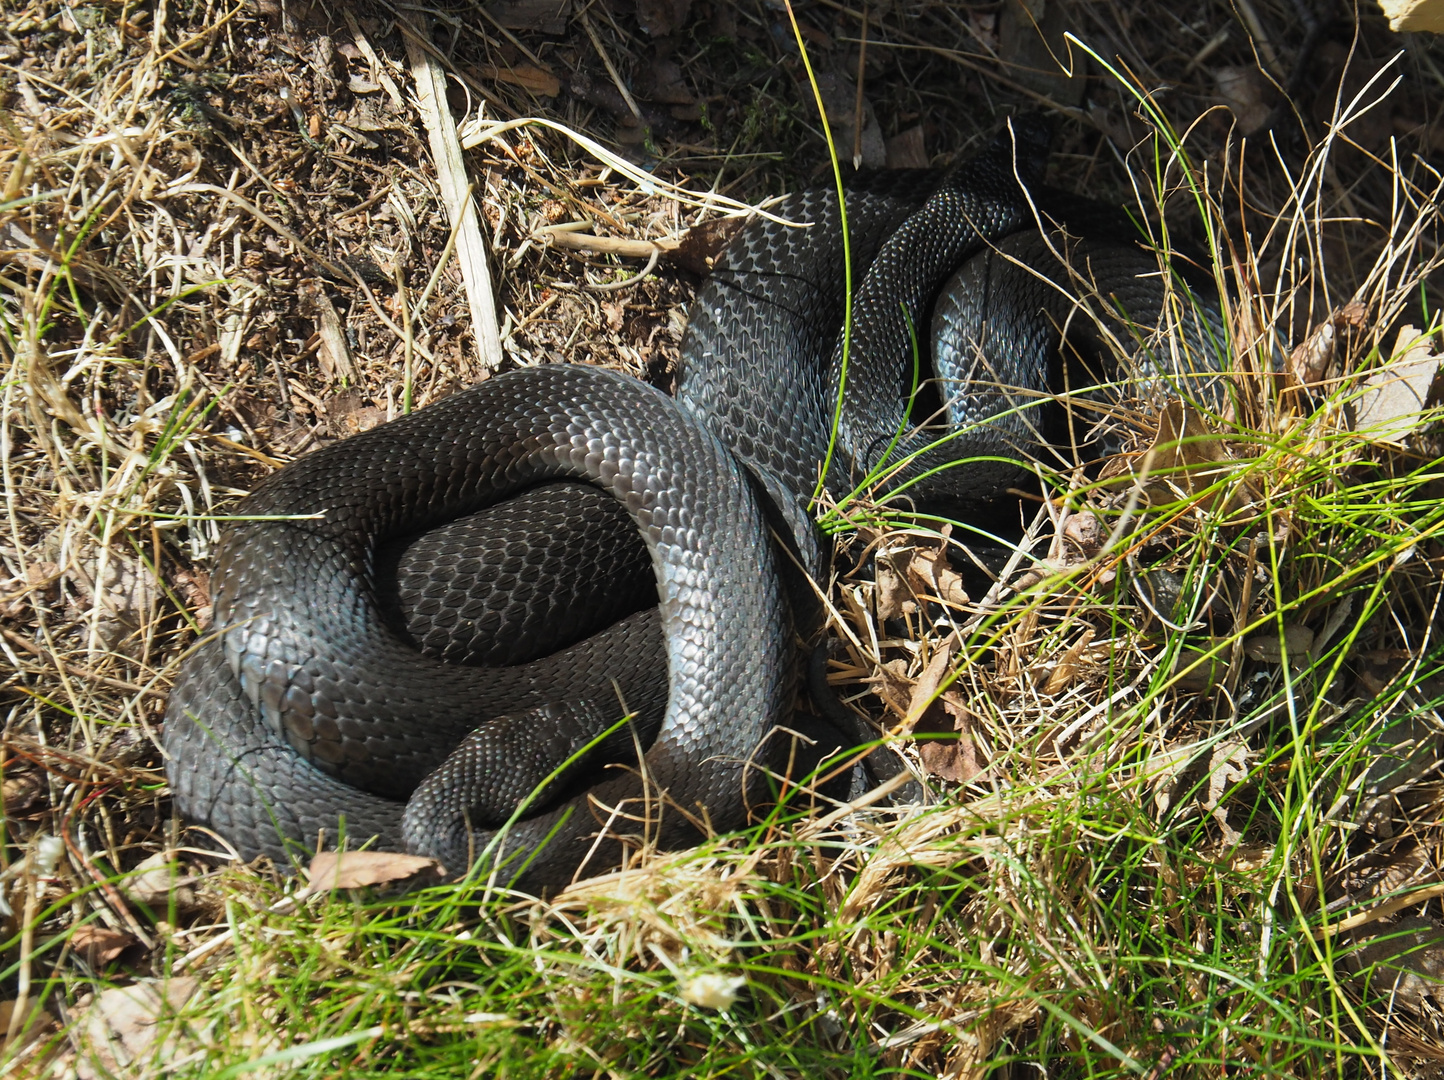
852 3 869 168
1 626 168 701
1310 880 1444 939
341 8 406 110
579 8 644 126
555 246 662 292
535 225 680 258
401 11 505 372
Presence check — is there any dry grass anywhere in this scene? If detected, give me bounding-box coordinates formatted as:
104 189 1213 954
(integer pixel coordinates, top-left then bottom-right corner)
3 0 1444 1075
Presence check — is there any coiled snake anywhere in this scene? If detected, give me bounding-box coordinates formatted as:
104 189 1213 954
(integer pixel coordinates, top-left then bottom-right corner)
164 119 1226 891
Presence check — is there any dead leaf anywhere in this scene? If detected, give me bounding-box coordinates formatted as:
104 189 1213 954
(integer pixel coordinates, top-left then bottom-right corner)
1062 510 1102 558
885 126 928 169
1289 317 1336 387
1170 639 1228 692
1146 744 1196 814
887 635 983 783
76 977 199 1080
0 998 56 1053
1359 713 1441 819
305 281 357 383
903 635 959 729
1352 324 1442 447
1137 401 1252 517
671 216 744 277
874 552 916 622
902 531 968 609
1281 302 1370 417
870 659 913 719
2 769 45 815
1354 648 1414 698
636 0 691 36
637 59 693 106
72 925 135 967
1201 741 1250 845
1379 0 1444 32
123 852 196 911
477 63 561 98
814 72 885 168
68 552 158 654
485 0 571 33
1242 625 1314 664
1348 915 1444 1009
326 390 385 436
916 695 983 784
1214 66 1276 135
1043 627 1095 695
307 850 446 890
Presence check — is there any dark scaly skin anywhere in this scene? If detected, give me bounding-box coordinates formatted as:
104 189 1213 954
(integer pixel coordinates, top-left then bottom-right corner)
676 170 940 575
677 118 1057 567
680 119 1226 532
930 228 1231 482
166 365 788 890
826 118 1056 499
377 482 656 668
166 119 1229 890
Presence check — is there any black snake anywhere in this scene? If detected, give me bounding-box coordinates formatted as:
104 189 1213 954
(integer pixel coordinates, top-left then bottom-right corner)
164 118 1226 891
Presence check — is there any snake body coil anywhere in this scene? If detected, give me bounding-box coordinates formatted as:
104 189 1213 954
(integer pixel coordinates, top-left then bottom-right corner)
166 120 1224 890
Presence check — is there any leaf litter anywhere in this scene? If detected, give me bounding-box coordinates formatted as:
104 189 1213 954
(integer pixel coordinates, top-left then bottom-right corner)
3 0 1444 1074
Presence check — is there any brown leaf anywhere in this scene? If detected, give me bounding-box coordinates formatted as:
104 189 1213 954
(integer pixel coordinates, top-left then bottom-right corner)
1242 625 1315 664
1348 915 1444 1009
308 850 446 890
885 126 928 169
893 636 982 783
1214 66 1276 135
902 634 960 730
72 925 135 967
1043 628 1094 695
1170 639 1228 693
170 566 209 612
917 695 983 784
477 63 561 98
1379 0 1444 32
326 390 385 437
635 0 691 36
871 659 913 720
671 217 744 276
874 552 917 622
1354 648 1413 698
76 977 199 1080
2 769 45 815
1336 300 1369 329
1352 324 1442 447
1288 318 1336 387
902 532 968 609
637 59 693 106
123 852 196 911
1201 741 1250 845
1062 510 1102 558
814 72 885 168
0 998 56 1053
485 0 571 33
1138 401 1253 517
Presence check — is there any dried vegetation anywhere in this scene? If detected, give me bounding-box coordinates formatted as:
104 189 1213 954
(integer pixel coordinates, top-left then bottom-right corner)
3 0 1444 1074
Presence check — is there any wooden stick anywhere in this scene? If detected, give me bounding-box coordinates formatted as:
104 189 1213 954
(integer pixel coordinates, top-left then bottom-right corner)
403 12 504 373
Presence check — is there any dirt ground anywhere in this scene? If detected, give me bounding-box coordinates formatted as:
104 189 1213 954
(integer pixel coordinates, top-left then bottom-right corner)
4 0 1444 1071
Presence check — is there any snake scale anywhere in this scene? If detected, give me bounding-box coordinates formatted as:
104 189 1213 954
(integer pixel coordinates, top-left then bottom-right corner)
165 118 1226 891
